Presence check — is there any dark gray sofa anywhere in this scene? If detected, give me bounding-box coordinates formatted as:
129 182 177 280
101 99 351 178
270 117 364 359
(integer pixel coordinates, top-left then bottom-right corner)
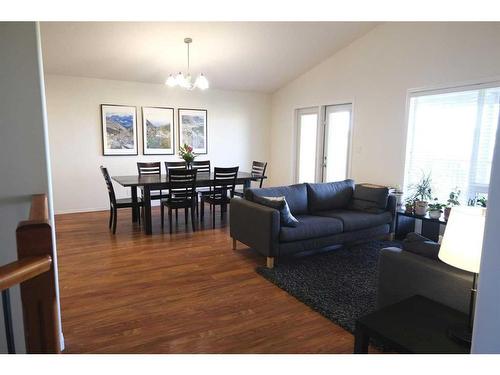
230 179 396 268
378 246 473 314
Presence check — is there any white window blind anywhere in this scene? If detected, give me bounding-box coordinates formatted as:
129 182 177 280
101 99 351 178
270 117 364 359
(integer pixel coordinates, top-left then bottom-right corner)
404 85 500 204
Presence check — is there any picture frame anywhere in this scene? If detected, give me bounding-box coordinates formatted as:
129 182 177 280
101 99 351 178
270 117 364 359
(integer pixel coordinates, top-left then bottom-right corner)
142 106 175 155
178 108 208 154
101 104 138 156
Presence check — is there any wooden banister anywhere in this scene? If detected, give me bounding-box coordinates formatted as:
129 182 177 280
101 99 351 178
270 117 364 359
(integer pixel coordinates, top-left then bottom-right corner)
0 256 52 292
29 194 49 222
0 194 61 354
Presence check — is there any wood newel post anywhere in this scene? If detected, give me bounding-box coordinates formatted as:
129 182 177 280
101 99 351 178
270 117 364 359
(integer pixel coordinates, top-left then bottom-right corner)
15 194 61 354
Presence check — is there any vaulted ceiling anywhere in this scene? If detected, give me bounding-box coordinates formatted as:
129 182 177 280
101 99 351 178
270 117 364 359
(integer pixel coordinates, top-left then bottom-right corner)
41 22 379 93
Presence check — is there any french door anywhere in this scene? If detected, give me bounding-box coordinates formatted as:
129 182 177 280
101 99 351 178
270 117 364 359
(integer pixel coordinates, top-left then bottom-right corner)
296 104 352 183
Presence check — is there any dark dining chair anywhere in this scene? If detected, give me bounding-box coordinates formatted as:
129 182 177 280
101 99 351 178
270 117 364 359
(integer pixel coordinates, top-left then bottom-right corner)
192 160 211 173
161 169 197 234
137 162 164 201
165 161 187 220
100 166 144 234
201 166 239 229
192 160 211 216
165 161 187 173
233 161 267 197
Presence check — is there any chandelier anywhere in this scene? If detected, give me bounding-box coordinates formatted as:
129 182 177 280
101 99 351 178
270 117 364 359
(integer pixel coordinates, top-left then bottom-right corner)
165 37 209 90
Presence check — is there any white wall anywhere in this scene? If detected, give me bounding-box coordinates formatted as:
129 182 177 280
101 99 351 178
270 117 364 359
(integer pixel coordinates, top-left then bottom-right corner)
269 22 500 187
45 75 271 214
472 123 500 353
0 22 56 353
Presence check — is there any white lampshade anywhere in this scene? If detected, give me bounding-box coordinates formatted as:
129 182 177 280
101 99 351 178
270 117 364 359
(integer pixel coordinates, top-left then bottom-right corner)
438 206 486 273
195 73 209 90
175 72 186 87
165 74 177 87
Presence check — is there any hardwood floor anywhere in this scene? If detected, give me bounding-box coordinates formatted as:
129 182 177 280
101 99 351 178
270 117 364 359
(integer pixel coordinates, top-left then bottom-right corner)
55 206 366 353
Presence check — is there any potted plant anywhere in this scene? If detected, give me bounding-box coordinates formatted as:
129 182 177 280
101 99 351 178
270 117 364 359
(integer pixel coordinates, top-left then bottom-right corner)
404 196 415 214
468 194 488 208
428 199 445 219
411 173 432 216
444 188 461 220
178 143 196 168
476 196 487 208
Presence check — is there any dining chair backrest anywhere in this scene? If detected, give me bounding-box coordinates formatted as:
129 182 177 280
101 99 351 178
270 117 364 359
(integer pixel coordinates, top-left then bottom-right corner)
251 161 267 188
210 166 239 198
192 160 211 174
165 161 187 176
137 162 161 176
100 166 116 205
168 169 197 202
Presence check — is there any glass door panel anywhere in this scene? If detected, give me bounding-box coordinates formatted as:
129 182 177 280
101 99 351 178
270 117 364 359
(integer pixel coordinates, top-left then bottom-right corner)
296 108 319 183
323 104 352 182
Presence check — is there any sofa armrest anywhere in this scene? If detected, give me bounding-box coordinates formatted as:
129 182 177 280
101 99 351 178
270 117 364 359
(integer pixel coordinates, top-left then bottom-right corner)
230 198 280 257
386 194 397 232
377 247 473 313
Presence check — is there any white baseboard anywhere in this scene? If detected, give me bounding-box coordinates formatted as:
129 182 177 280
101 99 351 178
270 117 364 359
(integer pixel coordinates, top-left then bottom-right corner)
55 201 161 215
55 206 109 215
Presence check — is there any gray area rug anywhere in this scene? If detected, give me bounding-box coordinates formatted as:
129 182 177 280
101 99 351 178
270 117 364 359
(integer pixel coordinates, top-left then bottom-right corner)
256 240 402 333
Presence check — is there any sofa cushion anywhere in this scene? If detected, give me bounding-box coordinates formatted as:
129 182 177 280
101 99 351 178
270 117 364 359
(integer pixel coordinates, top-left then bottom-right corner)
348 184 389 214
306 179 355 212
245 183 308 215
279 215 344 242
317 209 392 232
402 232 440 260
253 195 299 227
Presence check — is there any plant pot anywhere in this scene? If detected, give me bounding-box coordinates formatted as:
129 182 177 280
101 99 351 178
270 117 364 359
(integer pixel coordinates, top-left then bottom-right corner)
414 201 428 216
405 204 414 214
444 207 452 221
428 210 442 220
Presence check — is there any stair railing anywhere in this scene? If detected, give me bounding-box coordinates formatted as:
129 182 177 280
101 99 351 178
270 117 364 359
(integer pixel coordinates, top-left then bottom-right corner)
0 194 60 353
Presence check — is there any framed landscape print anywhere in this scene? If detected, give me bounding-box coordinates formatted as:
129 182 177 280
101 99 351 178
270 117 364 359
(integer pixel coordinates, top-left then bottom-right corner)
142 106 175 155
101 104 138 156
178 108 208 154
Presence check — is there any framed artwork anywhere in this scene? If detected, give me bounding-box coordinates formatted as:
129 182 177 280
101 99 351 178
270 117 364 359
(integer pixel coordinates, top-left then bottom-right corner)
178 108 208 154
142 106 175 155
101 104 138 156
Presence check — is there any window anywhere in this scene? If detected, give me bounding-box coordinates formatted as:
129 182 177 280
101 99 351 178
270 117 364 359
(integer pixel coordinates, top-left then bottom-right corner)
404 84 500 204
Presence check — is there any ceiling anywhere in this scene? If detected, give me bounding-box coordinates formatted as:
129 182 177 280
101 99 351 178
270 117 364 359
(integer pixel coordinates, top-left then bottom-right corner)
40 22 379 93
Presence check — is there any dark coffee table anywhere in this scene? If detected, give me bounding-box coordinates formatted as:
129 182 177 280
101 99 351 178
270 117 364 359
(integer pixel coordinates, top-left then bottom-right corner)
354 295 471 354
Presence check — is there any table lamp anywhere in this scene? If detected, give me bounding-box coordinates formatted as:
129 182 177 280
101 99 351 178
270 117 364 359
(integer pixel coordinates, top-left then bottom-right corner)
438 206 486 344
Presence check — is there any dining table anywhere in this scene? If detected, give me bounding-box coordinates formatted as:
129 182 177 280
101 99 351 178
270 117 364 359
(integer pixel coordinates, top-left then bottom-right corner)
112 171 266 235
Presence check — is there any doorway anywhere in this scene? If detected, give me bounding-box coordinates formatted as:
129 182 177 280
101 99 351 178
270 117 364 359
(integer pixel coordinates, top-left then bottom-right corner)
295 104 353 183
